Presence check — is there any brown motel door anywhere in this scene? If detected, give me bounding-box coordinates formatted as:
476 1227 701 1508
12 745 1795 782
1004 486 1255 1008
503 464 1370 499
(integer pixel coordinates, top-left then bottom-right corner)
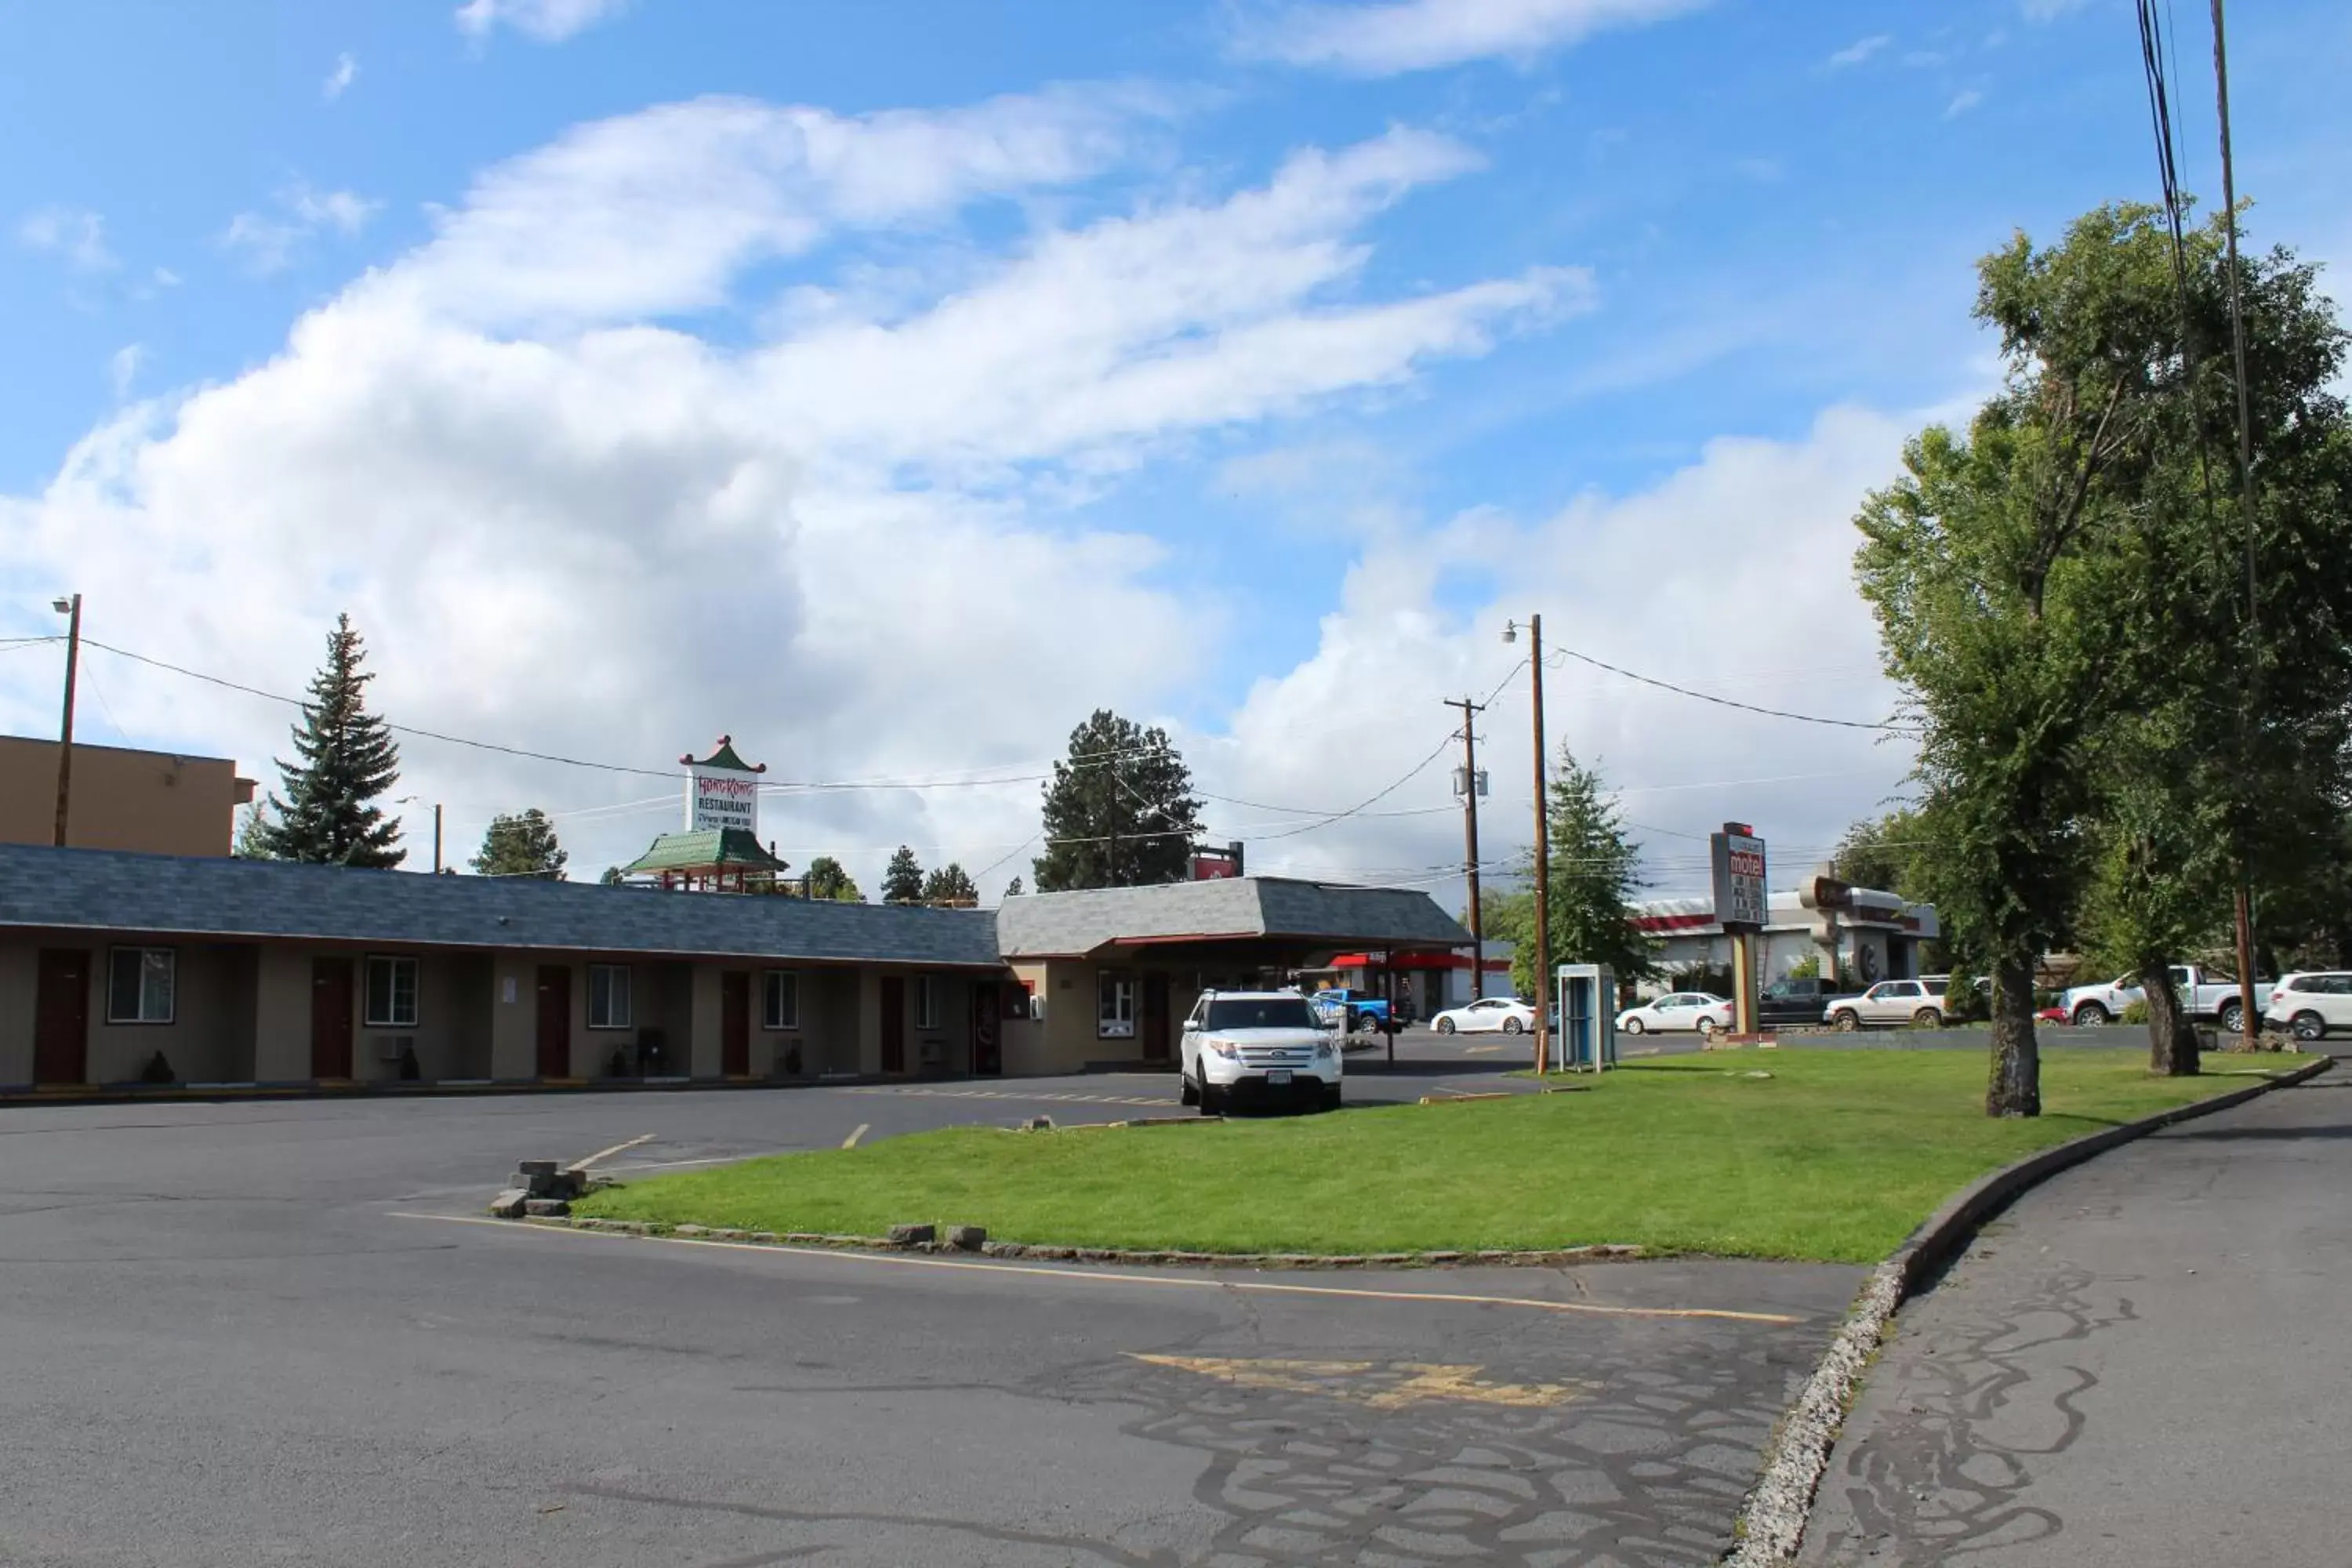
310 956 354 1080
536 966 572 1079
878 976 906 1073
34 949 91 1086
1142 971 1171 1063
720 971 751 1076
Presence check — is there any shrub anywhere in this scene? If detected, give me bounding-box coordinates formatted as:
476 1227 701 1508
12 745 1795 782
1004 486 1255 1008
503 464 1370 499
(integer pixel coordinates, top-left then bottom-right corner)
2121 1000 2151 1026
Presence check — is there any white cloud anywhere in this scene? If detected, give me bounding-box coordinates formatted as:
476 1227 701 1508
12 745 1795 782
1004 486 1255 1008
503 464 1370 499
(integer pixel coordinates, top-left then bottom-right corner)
108 345 143 401
2020 0 2092 20
323 53 357 102
454 0 630 43
1944 89 1984 119
1235 0 1710 75
0 95 1588 893
1827 34 1891 68
17 207 116 271
221 184 383 274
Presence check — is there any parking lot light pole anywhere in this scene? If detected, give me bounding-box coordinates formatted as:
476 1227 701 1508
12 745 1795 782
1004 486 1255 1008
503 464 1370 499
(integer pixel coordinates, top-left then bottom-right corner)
1505 615 1550 1073
51 593 81 848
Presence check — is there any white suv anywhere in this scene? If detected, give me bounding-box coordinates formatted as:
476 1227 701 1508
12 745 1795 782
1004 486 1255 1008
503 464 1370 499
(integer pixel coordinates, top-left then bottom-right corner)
2265 973 2352 1042
1179 990 1342 1115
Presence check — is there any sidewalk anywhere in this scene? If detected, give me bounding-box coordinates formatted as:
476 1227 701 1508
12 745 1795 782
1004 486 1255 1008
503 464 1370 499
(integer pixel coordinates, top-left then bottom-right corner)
1801 1064 2352 1566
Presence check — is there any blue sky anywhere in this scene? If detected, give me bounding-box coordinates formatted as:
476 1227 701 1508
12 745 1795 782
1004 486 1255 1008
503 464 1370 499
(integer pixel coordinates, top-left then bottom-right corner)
4 0 2349 898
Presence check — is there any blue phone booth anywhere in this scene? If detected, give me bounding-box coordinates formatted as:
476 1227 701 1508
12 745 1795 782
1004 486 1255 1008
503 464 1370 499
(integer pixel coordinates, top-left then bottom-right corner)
1555 964 1617 1072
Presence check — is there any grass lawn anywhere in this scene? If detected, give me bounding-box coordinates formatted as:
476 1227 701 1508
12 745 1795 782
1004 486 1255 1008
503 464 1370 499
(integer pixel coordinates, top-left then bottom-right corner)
573 1048 2294 1264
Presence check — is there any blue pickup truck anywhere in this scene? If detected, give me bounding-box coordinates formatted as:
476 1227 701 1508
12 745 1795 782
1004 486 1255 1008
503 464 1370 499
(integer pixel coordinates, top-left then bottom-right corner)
1308 989 1392 1033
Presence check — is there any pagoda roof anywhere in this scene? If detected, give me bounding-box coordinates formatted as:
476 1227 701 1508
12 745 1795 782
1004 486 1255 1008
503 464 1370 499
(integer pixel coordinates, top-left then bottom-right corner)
622 829 789 877
680 734 766 774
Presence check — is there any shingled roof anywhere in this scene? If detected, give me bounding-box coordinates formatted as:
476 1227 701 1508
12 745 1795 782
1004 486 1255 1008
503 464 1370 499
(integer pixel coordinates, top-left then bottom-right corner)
994 876 1471 959
0 844 1002 968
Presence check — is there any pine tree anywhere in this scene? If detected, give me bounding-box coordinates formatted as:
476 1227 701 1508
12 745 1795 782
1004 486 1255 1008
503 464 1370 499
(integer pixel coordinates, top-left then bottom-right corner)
882 845 924 904
600 866 625 886
1032 710 1202 891
1512 746 1656 991
805 855 864 902
470 808 568 880
233 801 278 859
922 862 978 906
263 615 405 868
1004 875 1024 898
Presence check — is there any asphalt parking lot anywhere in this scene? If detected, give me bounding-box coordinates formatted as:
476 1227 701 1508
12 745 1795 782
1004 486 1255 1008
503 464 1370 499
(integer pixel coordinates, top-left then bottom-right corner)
0 1050 1859 1567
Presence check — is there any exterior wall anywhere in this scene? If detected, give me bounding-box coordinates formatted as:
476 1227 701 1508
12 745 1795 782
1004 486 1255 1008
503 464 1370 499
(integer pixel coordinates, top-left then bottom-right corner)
0 737 251 857
1009 958 1111 1075
747 963 852 1080
488 953 539 1080
686 964 722 1078
0 941 36 1085
254 946 310 1080
84 942 252 1084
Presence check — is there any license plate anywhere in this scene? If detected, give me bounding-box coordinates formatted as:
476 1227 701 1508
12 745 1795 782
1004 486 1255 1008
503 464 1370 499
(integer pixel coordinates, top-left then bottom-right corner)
1265 1069 1292 1086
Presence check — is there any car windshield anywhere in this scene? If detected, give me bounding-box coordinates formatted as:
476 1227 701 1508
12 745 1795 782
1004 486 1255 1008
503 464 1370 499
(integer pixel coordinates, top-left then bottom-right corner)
1204 997 1316 1030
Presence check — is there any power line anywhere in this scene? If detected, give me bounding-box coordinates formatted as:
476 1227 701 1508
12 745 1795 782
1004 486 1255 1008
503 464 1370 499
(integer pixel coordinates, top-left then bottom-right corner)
1547 644 1917 732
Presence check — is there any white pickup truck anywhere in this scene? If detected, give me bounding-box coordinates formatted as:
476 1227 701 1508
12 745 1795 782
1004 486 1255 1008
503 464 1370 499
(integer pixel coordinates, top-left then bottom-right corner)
2060 964 2275 1033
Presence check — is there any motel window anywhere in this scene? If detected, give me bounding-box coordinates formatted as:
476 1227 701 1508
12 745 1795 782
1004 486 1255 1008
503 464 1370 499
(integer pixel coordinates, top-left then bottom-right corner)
764 971 799 1030
588 964 633 1030
1098 971 1135 1039
107 947 176 1025
365 956 419 1029
913 975 939 1030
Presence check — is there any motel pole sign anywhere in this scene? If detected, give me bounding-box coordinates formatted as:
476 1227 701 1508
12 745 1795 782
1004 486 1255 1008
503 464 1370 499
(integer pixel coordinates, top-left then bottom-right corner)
1710 822 1767 1037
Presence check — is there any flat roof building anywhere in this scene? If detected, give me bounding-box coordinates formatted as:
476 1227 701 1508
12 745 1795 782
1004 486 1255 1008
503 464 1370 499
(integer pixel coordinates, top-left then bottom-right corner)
0 736 255 857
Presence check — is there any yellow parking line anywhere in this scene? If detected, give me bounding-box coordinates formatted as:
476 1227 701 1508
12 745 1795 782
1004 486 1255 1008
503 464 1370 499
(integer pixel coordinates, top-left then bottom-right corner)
385 1212 1802 1324
841 1123 869 1149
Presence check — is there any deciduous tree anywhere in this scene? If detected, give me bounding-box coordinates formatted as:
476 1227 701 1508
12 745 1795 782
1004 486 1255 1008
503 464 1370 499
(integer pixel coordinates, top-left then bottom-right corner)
470 808 568 880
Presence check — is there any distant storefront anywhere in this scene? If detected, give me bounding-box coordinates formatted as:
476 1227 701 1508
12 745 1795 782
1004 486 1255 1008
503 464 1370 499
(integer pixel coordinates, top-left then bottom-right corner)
1633 884 1940 993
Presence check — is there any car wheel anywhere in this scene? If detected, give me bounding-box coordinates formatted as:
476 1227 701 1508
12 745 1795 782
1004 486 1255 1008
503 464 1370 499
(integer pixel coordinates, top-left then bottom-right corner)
2293 1011 2327 1043
1501 1016 1523 1035
2073 1003 2109 1027
1198 1081 1221 1116
1913 1007 1941 1029
2219 1001 2245 1035
1434 1016 1455 1035
1624 1017 1646 1035
1696 1016 1719 1036
1179 1073 1199 1107
1833 1010 1860 1033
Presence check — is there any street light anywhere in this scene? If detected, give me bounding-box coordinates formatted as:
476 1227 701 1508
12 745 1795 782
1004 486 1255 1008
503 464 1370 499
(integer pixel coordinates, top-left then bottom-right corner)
51 593 82 848
1503 615 1552 1073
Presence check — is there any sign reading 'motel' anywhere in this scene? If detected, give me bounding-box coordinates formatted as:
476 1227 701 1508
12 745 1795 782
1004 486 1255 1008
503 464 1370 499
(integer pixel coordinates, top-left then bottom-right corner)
681 735 766 836
1710 822 1768 931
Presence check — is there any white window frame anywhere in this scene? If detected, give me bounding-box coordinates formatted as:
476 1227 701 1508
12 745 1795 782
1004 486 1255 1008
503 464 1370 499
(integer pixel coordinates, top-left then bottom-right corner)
1097 970 1136 1039
107 946 176 1025
363 955 419 1029
764 969 800 1031
913 975 938 1030
587 964 633 1031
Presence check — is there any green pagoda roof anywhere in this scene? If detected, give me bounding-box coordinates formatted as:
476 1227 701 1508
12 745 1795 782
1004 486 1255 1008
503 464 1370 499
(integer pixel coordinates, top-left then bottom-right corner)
621 829 789 876
679 734 766 775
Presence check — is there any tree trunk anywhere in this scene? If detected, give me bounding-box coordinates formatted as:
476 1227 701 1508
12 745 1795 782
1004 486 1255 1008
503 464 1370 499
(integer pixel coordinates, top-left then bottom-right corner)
2139 960 2201 1076
1986 949 2042 1117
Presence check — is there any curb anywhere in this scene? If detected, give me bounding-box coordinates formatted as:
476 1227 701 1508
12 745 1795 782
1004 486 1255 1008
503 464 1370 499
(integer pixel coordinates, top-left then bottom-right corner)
510 1214 1649 1272
1723 1053 2332 1567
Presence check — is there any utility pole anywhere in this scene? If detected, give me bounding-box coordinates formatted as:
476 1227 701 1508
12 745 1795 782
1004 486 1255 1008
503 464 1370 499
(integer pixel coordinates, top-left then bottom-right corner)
52 593 82 848
433 804 445 876
1528 618 1551 1073
2212 0 2263 1050
1446 696 1487 998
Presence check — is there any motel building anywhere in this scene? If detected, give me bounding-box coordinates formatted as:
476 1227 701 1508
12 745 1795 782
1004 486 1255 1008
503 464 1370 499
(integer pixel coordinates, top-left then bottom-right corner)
0 848 1472 1094
1632 880 1942 993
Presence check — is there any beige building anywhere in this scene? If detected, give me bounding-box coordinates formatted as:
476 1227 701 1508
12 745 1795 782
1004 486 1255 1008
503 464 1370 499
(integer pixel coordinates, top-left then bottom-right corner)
0 735 255 857
994 879 1474 1075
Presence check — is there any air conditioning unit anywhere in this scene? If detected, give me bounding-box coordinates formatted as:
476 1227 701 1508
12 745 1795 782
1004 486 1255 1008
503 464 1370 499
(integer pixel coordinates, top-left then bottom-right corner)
376 1035 416 1062
918 1039 946 1068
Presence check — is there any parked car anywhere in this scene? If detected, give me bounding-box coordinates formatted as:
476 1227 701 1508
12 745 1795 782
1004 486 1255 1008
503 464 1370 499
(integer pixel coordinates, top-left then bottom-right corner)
2061 964 2275 1033
2035 1004 2070 1025
1430 996 1535 1035
1617 992 1734 1036
1180 990 1342 1114
2263 972 2352 1042
1823 978 1950 1030
1306 988 1391 1033
1758 976 1837 1029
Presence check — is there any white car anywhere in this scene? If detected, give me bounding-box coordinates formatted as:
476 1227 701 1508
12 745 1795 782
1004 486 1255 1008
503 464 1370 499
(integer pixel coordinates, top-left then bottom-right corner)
1824 979 1949 1030
1430 996 1536 1035
2264 972 2352 1042
1179 990 1342 1114
1617 992 1734 1036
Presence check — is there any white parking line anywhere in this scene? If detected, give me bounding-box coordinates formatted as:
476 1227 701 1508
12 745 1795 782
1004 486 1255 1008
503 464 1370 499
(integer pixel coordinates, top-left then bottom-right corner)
386 1212 1804 1324
565 1133 655 1173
